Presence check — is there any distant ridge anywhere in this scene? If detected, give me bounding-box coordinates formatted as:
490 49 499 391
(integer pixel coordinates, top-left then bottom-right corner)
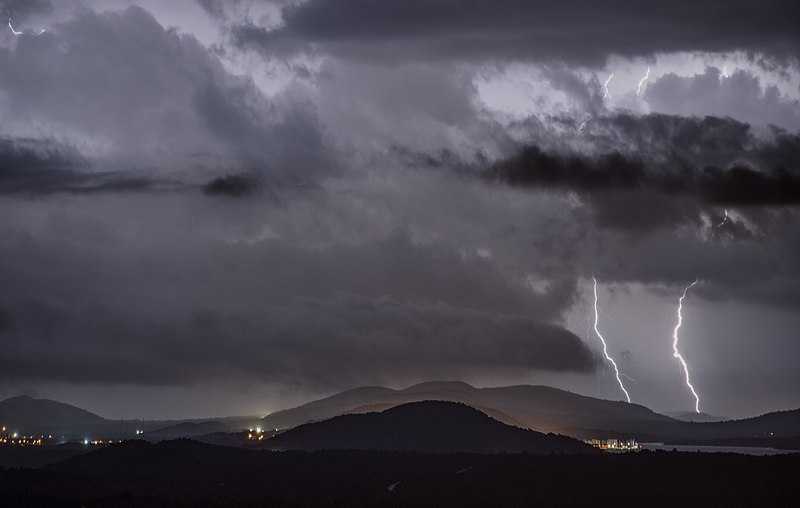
261 381 800 443
0 396 105 430
262 380 674 434
668 411 728 423
264 400 598 454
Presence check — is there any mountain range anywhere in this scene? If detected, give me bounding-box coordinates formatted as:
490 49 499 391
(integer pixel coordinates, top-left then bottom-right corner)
3 382 799 445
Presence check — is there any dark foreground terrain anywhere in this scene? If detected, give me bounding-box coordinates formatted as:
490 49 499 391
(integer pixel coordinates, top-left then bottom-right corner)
0 440 798 506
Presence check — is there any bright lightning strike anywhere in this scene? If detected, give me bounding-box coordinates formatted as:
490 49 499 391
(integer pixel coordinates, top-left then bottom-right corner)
7 18 46 36
592 277 631 403
722 65 729 79
672 279 701 413
8 18 22 36
602 74 614 102
716 209 729 229
636 66 651 96
578 115 591 132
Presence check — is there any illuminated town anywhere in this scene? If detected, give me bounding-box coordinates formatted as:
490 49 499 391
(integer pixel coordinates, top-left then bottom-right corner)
584 438 641 452
247 427 281 442
1 425 127 448
0 426 51 446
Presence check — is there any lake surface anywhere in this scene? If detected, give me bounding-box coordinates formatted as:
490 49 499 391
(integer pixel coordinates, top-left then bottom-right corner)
640 443 800 456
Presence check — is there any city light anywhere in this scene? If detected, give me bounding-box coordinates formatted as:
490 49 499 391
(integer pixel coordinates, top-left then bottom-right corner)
585 438 641 452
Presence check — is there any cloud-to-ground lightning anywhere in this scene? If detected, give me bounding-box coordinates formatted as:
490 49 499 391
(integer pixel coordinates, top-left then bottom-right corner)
672 279 701 413
636 66 651 96
592 277 631 403
8 18 22 36
602 74 614 102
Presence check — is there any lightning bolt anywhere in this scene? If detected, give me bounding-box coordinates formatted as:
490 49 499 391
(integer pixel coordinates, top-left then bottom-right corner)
592 277 631 403
602 74 614 102
578 115 591 132
636 66 651 96
722 65 729 79
672 279 701 413
7 17 46 36
8 18 22 36
716 209 728 229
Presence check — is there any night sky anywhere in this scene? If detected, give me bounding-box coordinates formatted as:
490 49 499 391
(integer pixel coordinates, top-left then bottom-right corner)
1 0 799 420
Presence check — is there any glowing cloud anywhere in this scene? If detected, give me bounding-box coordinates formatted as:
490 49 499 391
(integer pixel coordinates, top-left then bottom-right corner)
592 277 631 403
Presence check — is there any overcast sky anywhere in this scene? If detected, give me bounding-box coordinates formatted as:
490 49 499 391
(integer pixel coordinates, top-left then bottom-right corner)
0 0 798 420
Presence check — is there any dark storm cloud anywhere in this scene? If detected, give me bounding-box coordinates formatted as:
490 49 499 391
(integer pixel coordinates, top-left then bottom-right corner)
490 143 800 206
203 173 260 197
0 293 597 388
232 0 800 65
487 114 800 231
0 193 590 389
0 136 162 194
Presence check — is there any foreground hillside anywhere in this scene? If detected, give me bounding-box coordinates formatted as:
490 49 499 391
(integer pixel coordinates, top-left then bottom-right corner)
264 401 596 454
0 440 795 506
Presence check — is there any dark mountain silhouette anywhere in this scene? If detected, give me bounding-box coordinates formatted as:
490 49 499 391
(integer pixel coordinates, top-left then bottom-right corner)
668 411 728 423
0 395 264 439
262 381 675 434
261 381 800 443
263 400 597 454
0 395 106 430
3 386 798 445
143 421 230 440
261 386 395 430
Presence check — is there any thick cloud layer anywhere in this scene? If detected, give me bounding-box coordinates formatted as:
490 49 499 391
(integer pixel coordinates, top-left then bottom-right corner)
490 115 800 209
0 293 597 388
645 67 800 132
0 136 159 194
233 0 800 65
0 5 336 182
0 191 597 390
1 2 799 418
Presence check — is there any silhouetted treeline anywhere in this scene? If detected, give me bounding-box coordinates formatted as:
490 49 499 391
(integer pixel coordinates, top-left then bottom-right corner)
0 439 798 506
